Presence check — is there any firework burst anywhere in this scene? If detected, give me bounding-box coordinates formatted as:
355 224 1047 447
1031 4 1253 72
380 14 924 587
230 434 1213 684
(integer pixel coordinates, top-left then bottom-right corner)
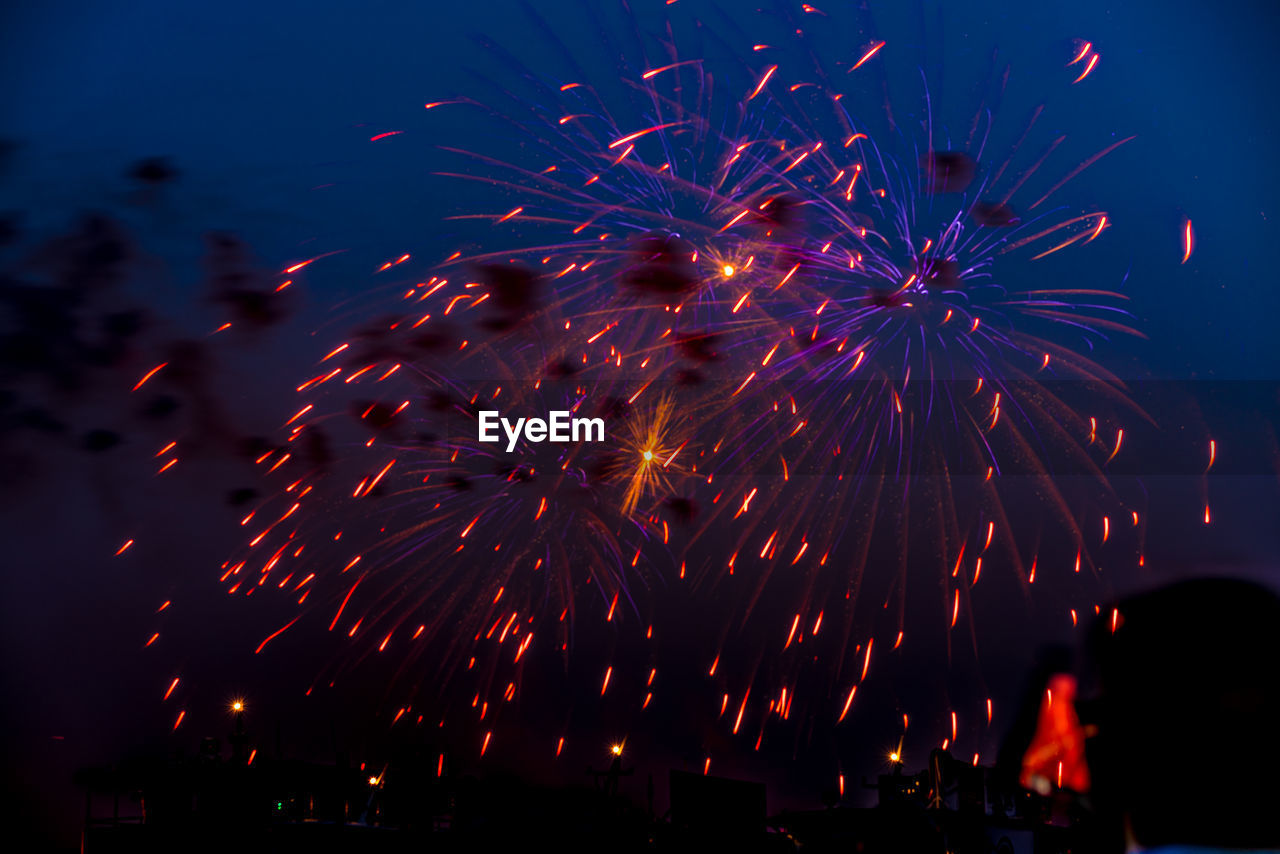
136 0 1199 772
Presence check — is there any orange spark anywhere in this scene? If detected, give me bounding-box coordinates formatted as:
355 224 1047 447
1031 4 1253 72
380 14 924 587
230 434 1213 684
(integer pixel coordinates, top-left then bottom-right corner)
850 40 886 72
132 362 168 392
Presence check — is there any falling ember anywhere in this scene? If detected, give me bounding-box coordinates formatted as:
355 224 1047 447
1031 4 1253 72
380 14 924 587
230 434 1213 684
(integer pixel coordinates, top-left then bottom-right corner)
173 710 186 731
838 686 857 723
1106 429 1124 463
850 40 886 72
132 362 168 392
1071 52 1100 83
747 65 778 100
1181 218 1195 264
255 616 301 654
115 539 134 556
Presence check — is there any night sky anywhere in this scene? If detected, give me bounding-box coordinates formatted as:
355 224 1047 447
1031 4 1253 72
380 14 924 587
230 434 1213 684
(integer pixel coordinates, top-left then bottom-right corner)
4 1 1280 850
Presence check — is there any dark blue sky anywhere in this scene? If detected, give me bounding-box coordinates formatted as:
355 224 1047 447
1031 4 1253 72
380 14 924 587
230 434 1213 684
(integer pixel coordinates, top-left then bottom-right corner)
4 0 1278 377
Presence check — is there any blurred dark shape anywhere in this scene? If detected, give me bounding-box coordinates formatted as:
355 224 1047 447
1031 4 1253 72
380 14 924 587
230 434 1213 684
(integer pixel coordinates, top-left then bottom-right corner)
596 396 630 421
30 213 132 293
0 286 69 371
423 390 454 413
158 339 247 449
662 495 698 525
227 487 258 507
103 310 145 339
0 213 19 246
756 192 802 231
675 331 721 363
867 289 909 309
971 201 1020 227
80 339 130 369
587 450 625 483
674 368 703 386
544 358 579 379
205 232 287 329
348 317 455 366
129 157 179 185
1081 578 1280 852
139 394 181 421
847 211 876 231
922 151 977 193
0 139 17 176
623 233 698 297
0 277 99 388
17 407 67 434
217 288 286 329
164 341 209 385
0 215 149 402
408 329 454 353
302 429 333 470
239 436 272 461
473 262 541 330
920 258 962 290
446 474 473 491
82 428 121 453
